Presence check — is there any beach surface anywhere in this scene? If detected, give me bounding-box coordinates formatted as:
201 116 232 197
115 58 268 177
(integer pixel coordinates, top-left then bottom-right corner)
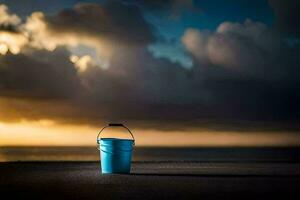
1 147 300 199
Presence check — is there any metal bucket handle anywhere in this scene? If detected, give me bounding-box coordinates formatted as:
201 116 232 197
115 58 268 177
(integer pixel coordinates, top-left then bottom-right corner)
97 123 135 146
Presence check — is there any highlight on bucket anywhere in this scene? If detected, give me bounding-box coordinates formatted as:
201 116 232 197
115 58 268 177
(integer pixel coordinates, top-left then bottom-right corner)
96 123 135 174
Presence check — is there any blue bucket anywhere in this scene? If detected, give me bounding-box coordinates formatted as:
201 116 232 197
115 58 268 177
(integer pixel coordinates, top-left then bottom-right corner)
97 124 135 174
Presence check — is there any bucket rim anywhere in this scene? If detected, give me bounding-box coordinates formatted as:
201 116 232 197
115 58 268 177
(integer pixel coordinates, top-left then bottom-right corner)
97 137 135 142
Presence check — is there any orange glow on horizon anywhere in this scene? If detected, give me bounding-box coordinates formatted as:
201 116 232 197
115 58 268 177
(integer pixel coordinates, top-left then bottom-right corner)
1 120 300 147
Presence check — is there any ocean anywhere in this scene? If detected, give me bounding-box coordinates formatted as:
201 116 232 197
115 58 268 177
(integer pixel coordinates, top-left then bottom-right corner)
1 146 300 162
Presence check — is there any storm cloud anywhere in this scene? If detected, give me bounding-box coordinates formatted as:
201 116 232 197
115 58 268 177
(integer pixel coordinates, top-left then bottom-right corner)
44 2 154 46
0 1 300 130
0 47 80 98
182 19 292 80
181 19 300 123
269 0 300 36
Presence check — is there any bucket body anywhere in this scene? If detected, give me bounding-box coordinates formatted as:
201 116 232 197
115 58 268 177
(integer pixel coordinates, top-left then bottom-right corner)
98 138 134 174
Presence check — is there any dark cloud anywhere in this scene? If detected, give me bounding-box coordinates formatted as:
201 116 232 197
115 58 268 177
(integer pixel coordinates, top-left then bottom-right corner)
70 45 198 119
2 41 300 129
0 47 81 99
0 3 300 131
182 19 299 81
122 0 200 18
269 0 300 36
123 0 196 10
44 2 154 46
181 19 300 122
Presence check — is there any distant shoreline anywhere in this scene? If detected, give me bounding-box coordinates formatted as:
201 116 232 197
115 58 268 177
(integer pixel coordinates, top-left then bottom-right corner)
1 146 300 162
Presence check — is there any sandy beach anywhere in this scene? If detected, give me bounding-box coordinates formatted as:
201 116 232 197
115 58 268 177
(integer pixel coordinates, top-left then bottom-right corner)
1 147 300 199
1 161 300 200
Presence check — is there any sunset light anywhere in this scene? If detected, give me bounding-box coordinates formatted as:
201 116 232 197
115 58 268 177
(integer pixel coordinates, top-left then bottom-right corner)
1 120 300 147
0 1 300 198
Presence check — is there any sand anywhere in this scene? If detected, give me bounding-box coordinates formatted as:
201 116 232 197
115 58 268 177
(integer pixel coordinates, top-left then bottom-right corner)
1 161 300 200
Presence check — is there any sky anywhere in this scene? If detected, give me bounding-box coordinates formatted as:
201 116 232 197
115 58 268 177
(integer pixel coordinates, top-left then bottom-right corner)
0 0 300 146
